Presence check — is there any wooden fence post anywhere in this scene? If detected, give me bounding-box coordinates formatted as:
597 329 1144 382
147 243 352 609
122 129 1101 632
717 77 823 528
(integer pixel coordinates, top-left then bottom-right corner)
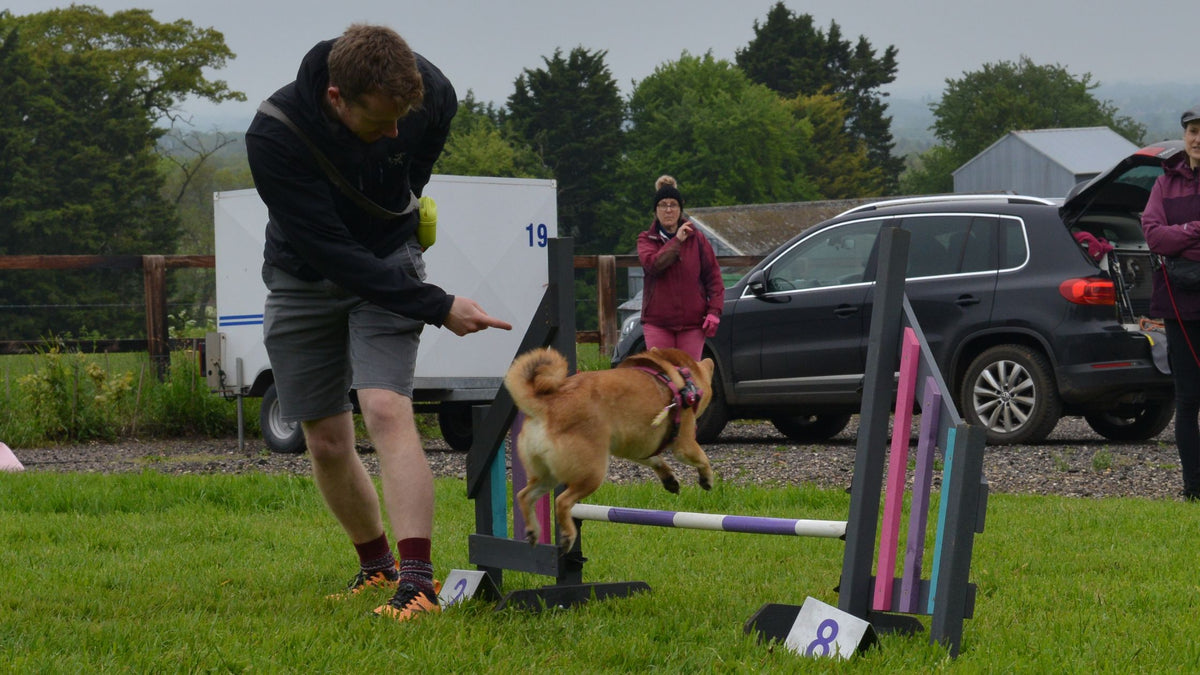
597 255 617 357
142 255 169 379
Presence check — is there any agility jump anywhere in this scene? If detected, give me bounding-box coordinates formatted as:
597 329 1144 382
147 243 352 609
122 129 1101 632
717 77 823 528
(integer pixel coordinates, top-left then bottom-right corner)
462 231 987 658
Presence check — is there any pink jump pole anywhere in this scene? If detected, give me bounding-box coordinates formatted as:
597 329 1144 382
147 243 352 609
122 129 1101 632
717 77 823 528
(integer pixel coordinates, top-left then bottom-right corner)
873 327 920 611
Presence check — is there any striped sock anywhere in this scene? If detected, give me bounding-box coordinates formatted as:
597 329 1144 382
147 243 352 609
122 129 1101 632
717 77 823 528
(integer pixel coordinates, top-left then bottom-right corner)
397 537 435 593
354 533 397 576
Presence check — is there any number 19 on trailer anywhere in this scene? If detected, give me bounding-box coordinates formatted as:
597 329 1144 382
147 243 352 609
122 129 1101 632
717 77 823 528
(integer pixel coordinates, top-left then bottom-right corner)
526 223 548 247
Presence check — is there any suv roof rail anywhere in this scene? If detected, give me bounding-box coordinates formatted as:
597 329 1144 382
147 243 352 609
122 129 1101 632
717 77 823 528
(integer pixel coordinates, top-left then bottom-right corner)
837 193 1058 218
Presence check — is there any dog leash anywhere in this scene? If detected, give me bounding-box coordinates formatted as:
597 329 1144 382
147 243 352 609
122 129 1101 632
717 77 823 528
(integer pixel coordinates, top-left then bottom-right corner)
1161 259 1200 368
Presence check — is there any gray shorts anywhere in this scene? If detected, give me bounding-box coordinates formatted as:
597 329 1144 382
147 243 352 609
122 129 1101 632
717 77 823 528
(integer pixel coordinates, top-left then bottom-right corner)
261 240 427 423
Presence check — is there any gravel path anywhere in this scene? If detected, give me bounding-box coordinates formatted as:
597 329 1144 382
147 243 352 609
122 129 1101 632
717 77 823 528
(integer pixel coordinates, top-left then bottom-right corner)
10 416 1186 501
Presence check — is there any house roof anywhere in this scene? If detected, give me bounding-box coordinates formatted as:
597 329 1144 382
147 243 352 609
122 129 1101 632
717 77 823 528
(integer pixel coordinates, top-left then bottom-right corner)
687 197 879 256
954 127 1138 178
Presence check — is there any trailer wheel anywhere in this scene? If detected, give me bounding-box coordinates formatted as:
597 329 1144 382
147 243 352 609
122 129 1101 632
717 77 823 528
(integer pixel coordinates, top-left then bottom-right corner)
438 402 474 453
260 383 306 454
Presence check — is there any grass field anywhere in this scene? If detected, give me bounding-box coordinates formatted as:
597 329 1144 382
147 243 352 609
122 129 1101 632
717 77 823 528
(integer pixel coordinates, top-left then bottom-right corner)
3 471 1200 673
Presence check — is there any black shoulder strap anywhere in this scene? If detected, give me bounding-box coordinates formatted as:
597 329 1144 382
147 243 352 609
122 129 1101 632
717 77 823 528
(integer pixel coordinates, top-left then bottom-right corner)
257 100 416 220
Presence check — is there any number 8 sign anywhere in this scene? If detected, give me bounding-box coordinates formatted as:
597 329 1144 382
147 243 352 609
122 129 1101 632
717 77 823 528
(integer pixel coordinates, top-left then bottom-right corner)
783 597 876 660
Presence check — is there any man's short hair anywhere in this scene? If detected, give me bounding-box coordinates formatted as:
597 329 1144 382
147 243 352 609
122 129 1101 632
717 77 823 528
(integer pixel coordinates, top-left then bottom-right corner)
328 24 424 107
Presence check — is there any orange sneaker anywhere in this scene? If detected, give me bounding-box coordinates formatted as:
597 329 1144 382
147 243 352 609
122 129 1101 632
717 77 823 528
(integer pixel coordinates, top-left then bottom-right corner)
373 582 441 622
326 566 400 600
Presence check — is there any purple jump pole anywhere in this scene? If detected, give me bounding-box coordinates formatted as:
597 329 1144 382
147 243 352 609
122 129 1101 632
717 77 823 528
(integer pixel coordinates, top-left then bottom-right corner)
899 376 941 613
569 503 847 539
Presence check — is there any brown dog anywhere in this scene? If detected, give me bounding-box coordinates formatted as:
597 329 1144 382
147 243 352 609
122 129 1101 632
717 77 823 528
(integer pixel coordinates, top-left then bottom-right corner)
504 346 716 551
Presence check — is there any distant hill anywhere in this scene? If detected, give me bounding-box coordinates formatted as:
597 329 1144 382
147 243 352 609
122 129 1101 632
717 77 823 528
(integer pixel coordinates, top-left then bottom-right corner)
885 81 1192 157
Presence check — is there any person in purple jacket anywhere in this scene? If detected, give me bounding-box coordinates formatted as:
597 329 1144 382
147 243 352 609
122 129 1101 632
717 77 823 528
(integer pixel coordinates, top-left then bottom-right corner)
1141 104 1200 500
636 176 725 361
245 24 510 622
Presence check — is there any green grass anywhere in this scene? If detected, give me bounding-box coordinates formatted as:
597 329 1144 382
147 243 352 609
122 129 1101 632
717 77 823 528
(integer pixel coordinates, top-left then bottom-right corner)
4 471 1200 672
576 341 609 371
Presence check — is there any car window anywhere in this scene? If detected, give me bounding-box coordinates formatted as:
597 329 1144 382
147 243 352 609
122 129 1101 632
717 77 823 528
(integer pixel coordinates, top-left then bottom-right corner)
898 214 999 276
958 217 998 272
766 220 883 291
1113 165 1164 194
1000 217 1028 268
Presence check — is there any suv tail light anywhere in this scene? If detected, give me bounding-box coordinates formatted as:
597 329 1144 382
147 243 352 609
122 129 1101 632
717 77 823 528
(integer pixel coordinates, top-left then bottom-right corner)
1058 277 1116 305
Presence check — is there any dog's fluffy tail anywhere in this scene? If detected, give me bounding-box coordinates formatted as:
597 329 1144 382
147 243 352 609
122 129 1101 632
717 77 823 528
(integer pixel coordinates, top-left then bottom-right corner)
504 347 568 418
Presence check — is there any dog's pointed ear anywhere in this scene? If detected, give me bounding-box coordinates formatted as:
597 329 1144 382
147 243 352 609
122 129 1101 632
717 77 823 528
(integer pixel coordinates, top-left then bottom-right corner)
701 357 715 377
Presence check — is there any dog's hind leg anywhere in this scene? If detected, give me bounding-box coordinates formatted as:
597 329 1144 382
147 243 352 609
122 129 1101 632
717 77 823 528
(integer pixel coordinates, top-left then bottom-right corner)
515 423 557 545
553 474 605 553
516 477 554 546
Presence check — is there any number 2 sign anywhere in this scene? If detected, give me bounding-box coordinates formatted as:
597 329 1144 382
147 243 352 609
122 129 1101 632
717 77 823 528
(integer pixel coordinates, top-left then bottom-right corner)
437 569 495 609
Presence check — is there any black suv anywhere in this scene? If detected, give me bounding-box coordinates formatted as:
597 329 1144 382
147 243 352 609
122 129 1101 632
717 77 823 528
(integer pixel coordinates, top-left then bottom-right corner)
613 142 1181 445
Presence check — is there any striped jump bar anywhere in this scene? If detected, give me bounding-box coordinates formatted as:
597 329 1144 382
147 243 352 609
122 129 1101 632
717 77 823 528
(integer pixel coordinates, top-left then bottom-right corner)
570 503 847 539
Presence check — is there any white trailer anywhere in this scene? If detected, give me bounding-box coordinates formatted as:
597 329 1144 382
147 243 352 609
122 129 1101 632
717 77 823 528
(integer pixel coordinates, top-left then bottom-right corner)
204 175 557 452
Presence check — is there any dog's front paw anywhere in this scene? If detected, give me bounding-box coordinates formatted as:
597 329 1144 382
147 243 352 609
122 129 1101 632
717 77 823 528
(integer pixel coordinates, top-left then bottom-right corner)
524 528 539 546
661 475 680 494
699 474 713 490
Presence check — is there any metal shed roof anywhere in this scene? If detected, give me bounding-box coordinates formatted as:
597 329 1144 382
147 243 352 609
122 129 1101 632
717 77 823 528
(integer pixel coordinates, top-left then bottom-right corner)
954 127 1137 177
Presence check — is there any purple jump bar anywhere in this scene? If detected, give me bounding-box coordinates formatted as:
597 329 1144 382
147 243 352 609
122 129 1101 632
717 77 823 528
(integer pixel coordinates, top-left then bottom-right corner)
569 504 846 539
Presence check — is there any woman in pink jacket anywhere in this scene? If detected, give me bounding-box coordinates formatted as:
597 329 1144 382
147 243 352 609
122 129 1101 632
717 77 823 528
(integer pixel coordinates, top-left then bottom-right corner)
636 176 725 361
1141 104 1200 500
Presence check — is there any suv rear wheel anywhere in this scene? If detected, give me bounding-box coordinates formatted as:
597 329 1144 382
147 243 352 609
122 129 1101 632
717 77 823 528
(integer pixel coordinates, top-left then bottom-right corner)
769 413 852 442
695 375 729 444
960 345 1062 445
1084 399 1174 441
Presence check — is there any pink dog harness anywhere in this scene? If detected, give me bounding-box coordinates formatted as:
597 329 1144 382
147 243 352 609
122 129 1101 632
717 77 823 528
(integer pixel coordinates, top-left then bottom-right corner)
631 365 704 454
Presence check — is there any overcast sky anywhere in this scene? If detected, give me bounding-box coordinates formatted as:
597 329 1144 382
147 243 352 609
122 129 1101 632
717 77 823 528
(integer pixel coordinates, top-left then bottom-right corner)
7 0 1197 129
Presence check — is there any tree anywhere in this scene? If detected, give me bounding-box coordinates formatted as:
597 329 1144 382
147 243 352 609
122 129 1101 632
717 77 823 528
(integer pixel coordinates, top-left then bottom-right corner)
506 47 625 254
157 130 252 327
435 92 551 179
787 93 886 199
932 56 1146 160
736 3 903 193
1 6 243 125
910 56 1149 192
612 52 820 251
898 145 958 195
0 7 243 339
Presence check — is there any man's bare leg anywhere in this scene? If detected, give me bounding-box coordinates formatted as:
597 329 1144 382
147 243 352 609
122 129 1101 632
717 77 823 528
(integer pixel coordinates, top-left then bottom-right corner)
357 388 439 620
303 411 384 543
356 389 433 540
